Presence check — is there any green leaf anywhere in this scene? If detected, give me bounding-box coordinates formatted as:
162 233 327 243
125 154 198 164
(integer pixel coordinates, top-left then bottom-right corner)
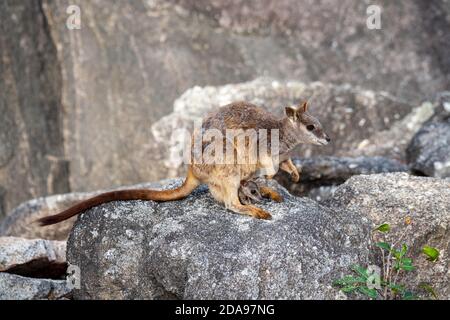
402 291 416 300
376 242 391 251
333 275 361 286
401 257 413 265
352 265 368 279
341 285 358 293
419 283 439 300
422 246 440 262
358 286 378 299
398 257 415 271
399 244 408 258
374 223 390 233
400 264 415 271
392 248 401 260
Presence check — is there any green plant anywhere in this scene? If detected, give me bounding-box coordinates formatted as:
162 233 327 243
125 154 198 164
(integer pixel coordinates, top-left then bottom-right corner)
422 245 440 262
334 219 441 300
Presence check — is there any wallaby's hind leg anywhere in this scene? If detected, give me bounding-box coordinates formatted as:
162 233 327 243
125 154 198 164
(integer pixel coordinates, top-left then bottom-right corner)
259 186 283 203
231 202 272 220
224 181 272 220
208 181 271 220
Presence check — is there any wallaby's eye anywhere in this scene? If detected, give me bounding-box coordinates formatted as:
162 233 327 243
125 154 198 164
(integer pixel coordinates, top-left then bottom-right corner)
306 125 315 131
251 190 257 195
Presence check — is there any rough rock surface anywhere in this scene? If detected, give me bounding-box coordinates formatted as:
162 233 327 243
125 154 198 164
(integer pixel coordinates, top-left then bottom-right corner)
0 237 66 279
0 273 71 300
406 120 450 178
67 179 371 299
152 78 413 177
343 101 436 160
0 0 69 218
0 193 92 241
327 173 450 299
276 156 408 199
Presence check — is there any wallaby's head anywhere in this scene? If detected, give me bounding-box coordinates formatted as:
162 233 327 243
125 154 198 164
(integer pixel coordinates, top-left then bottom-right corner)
285 101 330 146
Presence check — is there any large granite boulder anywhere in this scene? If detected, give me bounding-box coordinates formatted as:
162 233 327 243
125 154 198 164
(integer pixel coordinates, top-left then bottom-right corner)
406 93 450 178
0 237 66 278
0 237 71 300
0 273 71 300
67 179 371 299
65 173 450 299
406 120 450 178
326 173 450 299
343 101 436 159
0 0 69 219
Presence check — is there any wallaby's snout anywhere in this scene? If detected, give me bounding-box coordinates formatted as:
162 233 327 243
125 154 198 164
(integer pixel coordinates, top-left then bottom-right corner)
319 132 331 145
285 101 331 146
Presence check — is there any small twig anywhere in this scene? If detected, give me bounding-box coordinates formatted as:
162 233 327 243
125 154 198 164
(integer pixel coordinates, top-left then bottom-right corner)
380 248 387 300
384 250 392 299
393 269 400 287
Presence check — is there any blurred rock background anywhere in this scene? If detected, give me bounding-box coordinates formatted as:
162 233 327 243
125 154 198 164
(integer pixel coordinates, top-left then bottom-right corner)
1 0 449 219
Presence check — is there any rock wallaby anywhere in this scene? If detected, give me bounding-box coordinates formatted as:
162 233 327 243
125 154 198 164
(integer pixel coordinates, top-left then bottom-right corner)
38 100 330 225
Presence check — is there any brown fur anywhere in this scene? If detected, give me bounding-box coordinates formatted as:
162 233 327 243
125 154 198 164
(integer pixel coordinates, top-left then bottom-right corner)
259 186 283 203
38 101 329 226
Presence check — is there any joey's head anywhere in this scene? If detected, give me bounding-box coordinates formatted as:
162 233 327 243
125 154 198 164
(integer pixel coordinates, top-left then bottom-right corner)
239 180 262 205
284 101 330 146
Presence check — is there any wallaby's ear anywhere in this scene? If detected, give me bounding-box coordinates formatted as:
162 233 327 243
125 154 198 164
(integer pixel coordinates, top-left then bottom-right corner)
285 106 297 121
299 101 308 113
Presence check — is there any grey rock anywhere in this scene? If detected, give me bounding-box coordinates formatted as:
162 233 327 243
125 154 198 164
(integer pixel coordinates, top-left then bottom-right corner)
343 101 436 160
406 119 450 178
171 0 450 100
0 237 66 279
428 92 450 121
0 187 5 219
152 78 413 177
0 273 71 300
67 179 371 299
293 156 408 182
0 0 69 217
327 173 450 299
0 193 92 242
276 156 408 201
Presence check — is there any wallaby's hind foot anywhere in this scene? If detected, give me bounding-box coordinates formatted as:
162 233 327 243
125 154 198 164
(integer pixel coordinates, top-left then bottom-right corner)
230 203 272 220
260 186 283 203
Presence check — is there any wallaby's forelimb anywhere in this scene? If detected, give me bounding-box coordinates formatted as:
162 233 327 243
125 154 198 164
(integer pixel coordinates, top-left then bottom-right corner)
280 158 300 182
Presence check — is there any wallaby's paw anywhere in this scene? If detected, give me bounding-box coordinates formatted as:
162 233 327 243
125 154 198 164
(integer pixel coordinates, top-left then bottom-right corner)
252 207 272 220
271 192 284 202
260 186 284 203
291 171 300 183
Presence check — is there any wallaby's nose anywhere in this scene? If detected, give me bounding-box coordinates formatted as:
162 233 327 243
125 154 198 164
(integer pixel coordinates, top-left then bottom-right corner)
326 136 331 143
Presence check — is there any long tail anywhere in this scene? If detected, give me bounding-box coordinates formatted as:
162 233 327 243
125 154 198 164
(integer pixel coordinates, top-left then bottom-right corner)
37 168 200 226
